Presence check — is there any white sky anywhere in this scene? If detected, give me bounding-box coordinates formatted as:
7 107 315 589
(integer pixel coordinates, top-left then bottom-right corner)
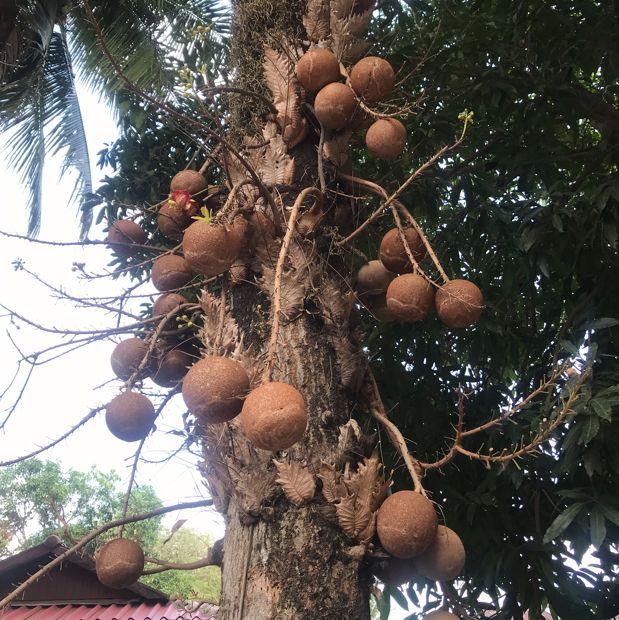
0 86 224 540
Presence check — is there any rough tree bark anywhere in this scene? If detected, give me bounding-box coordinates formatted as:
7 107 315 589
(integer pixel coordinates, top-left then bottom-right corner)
196 0 375 617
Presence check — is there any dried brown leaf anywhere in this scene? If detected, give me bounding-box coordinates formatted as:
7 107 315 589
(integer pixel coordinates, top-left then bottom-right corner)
260 135 291 187
274 459 316 506
263 47 302 143
284 157 296 185
318 462 346 503
303 0 331 41
371 476 392 512
163 519 188 545
345 453 382 508
346 9 373 36
236 470 276 512
340 39 370 64
323 131 352 168
335 495 372 538
358 511 376 545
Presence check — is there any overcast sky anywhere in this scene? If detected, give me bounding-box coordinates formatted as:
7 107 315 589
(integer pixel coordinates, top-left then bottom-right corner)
0 87 223 539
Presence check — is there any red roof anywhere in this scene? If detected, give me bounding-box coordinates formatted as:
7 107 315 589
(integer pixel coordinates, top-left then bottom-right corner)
0 603 218 620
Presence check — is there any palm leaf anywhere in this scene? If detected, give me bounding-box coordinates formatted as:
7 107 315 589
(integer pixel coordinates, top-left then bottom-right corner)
4 72 45 235
45 27 93 238
0 0 231 235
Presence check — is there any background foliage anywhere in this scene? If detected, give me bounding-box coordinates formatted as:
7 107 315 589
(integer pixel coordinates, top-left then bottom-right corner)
362 1 619 617
0 459 221 602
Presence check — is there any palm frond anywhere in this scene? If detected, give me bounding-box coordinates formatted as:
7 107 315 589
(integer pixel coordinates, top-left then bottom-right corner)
4 72 45 235
0 0 58 120
3 28 92 237
67 0 230 111
46 26 93 238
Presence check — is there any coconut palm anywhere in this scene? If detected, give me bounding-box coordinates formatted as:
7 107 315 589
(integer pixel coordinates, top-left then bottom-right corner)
0 0 228 237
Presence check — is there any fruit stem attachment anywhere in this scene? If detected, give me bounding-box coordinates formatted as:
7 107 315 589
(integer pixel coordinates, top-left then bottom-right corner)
389 203 432 282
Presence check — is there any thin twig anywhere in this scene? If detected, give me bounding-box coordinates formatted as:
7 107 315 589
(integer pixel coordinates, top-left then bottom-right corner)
0 406 103 467
119 438 146 538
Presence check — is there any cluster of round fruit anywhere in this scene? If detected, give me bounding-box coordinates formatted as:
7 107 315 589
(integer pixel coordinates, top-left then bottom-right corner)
377 490 465 618
109 170 277 294
296 48 407 160
105 171 306 451
355 227 484 327
182 356 308 451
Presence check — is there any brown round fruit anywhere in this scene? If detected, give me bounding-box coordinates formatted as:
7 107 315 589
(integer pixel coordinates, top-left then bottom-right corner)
239 382 307 451
356 260 393 296
151 255 193 291
296 48 341 92
152 293 187 318
386 274 434 322
182 221 241 277
435 279 484 328
314 83 358 130
366 118 407 160
182 356 250 424
96 538 144 589
377 490 438 559
350 56 395 103
106 391 157 442
229 216 249 247
379 227 427 274
110 338 150 380
106 220 147 257
170 170 207 196
152 347 194 387
157 202 194 240
423 612 460 620
414 525 465 582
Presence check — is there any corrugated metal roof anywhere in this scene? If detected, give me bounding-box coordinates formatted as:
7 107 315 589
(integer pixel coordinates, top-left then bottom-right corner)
0 603 218 620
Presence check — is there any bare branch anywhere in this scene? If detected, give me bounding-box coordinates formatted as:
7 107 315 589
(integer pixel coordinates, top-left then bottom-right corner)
0 406 103 467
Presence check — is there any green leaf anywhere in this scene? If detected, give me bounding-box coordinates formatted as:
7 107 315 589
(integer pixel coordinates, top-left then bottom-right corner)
584 318 619 331
578 416 600 445
589 509 606 549
589 399 612 421
385 585 408 611
378 589 391 620
560 340 579 355
543 503 585 544
599 505 619 527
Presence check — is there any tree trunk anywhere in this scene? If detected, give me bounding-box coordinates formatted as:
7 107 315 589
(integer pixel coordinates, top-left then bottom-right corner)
196 0 377 616
210 279 372 619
